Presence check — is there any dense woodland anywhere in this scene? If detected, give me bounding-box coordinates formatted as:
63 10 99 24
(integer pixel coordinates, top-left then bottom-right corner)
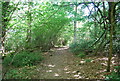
0 0 120 80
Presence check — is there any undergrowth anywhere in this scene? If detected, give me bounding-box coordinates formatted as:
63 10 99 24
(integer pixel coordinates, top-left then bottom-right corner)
69 40 93 58
5 66 37 79
3 51 43 67
105 65 120 81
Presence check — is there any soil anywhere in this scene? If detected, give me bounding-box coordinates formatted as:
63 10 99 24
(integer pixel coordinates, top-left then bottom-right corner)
30 47 116 79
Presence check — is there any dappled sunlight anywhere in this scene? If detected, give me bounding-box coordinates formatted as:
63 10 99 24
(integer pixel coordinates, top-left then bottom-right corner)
74 74 79 77
101 63 107 66
73 74 84 79
54 73 59 77
48 64 55 68
96 57 108 61
2 50 15 56
72 71 77 73
55 46 69 50
46 70 52 72
64 68 68 71
65 71 71 74
64 66 70 71
111 60 116 65
97 69 106 74
80 60 86 64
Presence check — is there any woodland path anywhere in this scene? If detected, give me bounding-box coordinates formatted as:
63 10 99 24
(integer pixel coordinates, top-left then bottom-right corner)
32 47 109 79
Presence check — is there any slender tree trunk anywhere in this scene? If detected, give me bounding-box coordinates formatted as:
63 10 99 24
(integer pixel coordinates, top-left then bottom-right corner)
0 4 2 77
1 2 10 53
74 4 77 43
26 2 32 43
94 22 97 40
107 2 116 72
0 2 2 51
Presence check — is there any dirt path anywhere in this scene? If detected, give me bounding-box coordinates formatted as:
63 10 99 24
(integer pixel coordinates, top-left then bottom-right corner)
31 47 111 79
35 47 78 79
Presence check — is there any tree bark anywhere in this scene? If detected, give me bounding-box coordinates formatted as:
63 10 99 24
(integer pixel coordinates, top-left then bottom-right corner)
0 2 2 51
1 2 10 53
26 2 32 43
74 4 77 43
107 2 116 72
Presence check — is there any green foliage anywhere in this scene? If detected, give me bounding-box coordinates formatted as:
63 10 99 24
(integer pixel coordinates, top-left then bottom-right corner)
5 69 22 79
2 55 13 66
5 2 70 51
69 40 93 54
5 66 37 79
105 65 120 81
84 59 92 62
69 42 81 54
77 53 86 58
105 72 120 81
31 4 70 51
114 66 120 70
3 51 43 67
113 38 120 54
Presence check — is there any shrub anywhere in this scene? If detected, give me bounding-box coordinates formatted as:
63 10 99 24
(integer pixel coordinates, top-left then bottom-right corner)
84 59 92 62
105 65 120 81
105 72 120 81
5 69 22 79
5 66 37 79
2 55 13 66
3 51 43 67
77 53 86 58
69 40 93 55
69 42 83 54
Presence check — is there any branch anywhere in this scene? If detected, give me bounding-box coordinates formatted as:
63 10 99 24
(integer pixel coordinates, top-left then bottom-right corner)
1 21 20 42
92 2 103 17
84 3 103 24
90 30 106 47
9 2 20 21
38 3 65 27
53 2 92 7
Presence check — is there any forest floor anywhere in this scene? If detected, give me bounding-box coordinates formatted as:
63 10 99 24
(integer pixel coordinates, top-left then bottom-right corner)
4 47 117 79
27 47 116 79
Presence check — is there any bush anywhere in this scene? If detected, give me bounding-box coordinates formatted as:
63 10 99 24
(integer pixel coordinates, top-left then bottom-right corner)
105 65 120 81
77 52 86 58
113 40 120 54
5 69 22 79
69 40 93 54
2 55 13 66
69 42 79 54
5 66 37 79
85 59 92 62
3 51 43 67
105 72 120 81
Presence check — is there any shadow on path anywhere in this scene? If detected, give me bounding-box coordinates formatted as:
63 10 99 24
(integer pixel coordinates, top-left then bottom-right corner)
33 47 111 79
35 46 80 79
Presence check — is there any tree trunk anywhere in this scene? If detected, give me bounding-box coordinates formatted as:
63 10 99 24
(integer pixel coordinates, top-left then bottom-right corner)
26 2 32 43
1 2 10 53
74 4 77 43
0 2 2 51
107 2 116 72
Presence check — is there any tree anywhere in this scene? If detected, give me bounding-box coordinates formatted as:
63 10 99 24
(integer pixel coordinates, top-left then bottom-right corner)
73 3 78 43
26 2 33 43
1 1 19 53
107 2 117 72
